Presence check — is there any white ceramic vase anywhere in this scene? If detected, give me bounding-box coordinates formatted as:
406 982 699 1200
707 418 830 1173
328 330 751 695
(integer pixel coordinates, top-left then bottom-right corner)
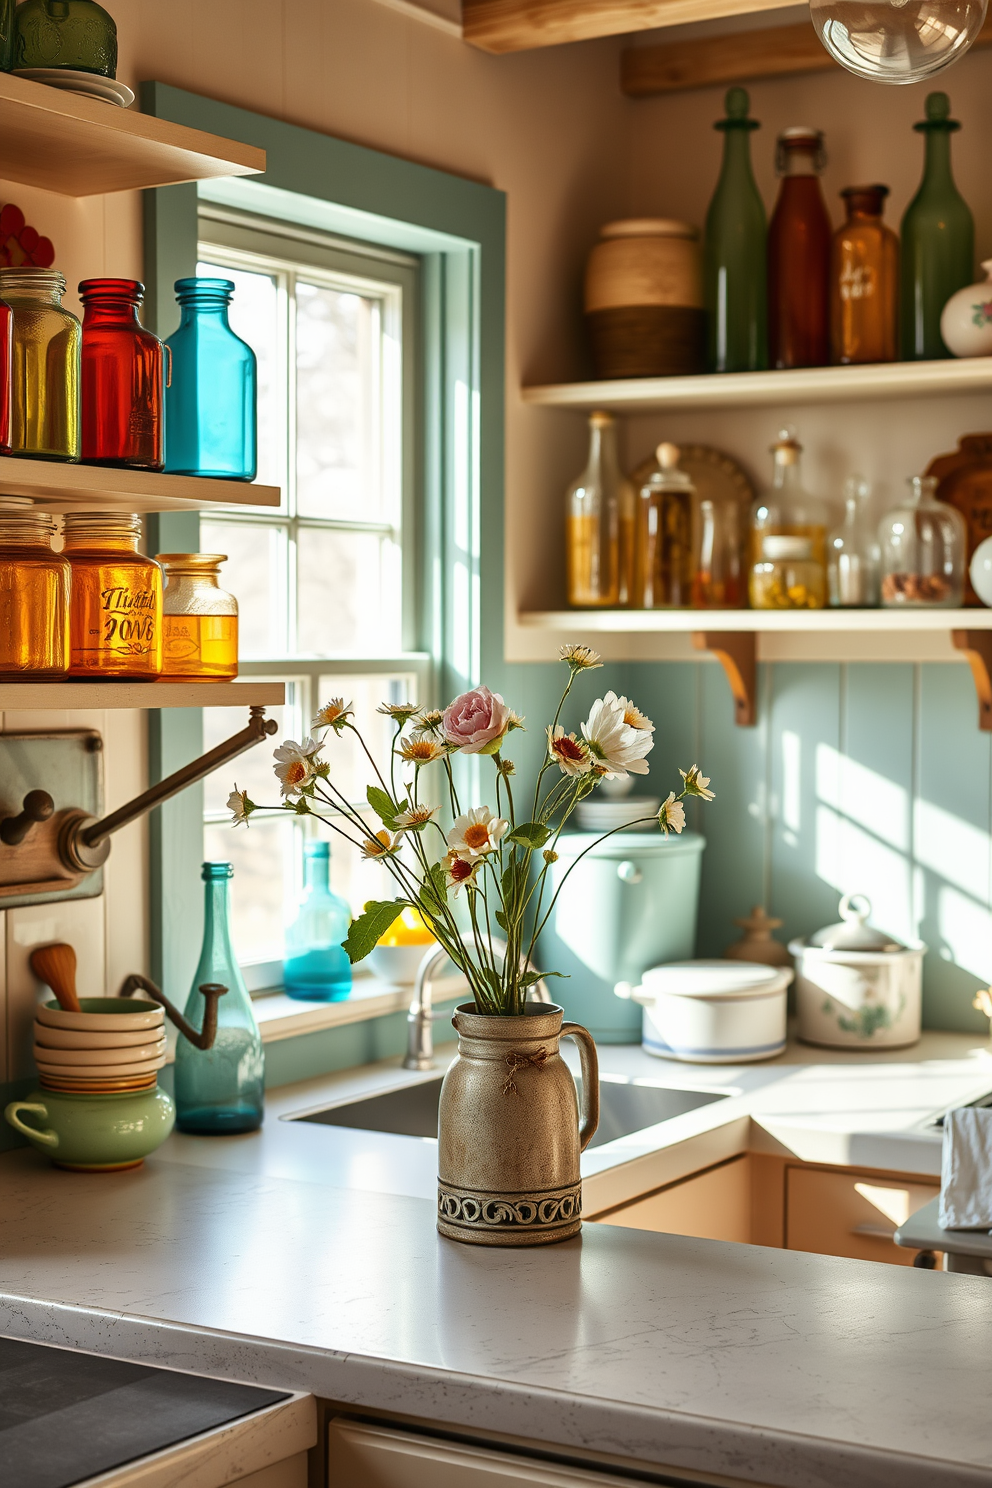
940 261 992 357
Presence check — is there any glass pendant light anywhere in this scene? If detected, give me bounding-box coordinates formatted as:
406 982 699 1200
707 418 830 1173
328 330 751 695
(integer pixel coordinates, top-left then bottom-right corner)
809 0 986 84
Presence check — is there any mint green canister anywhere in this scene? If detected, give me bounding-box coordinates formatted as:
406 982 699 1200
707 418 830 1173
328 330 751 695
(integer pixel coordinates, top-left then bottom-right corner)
4 1085 175 1170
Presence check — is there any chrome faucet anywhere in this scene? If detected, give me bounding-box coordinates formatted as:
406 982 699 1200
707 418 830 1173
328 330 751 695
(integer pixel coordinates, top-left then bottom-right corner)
403 933 552 1071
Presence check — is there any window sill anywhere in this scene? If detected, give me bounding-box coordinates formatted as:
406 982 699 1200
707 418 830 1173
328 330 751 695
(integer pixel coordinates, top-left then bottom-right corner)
251 970 467 1044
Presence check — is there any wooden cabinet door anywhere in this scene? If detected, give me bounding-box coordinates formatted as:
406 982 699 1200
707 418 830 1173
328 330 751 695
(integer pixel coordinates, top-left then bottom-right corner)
591 1155 751 1242
786 1166 938 1265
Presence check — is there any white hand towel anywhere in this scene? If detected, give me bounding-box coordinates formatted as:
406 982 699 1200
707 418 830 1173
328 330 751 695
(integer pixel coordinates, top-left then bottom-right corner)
939 1107 992 1230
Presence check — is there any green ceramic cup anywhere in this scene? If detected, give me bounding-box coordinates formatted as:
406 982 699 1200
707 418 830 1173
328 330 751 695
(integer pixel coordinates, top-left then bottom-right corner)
4 1085 175 1170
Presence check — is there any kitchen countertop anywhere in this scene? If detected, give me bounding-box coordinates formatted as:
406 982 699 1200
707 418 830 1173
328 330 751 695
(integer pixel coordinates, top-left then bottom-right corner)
4 1032 992 1488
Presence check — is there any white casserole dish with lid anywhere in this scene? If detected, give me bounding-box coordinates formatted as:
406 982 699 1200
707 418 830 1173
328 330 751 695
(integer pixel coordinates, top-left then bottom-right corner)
624 959 793 1063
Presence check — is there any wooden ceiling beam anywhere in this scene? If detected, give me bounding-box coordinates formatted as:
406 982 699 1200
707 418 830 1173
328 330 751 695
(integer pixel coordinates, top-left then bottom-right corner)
461 0 798 55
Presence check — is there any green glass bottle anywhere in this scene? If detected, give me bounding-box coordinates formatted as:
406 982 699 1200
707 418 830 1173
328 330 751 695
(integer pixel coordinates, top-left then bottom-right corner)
900 92 974 361
704 87 768 373
14 0 118 78
0 0 15 71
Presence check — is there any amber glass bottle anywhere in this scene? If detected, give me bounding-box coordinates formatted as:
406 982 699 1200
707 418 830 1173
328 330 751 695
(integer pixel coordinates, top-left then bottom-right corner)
159 553 239 679
768 130 832 369
0 499 70 679
633 443 697 608
63 513 162 678
0 268 80 461
566 411 634 608
831 186 898 365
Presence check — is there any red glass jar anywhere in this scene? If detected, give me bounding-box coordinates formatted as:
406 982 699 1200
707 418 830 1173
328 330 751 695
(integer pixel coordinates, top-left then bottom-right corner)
80 278 164 469
0 296 11 454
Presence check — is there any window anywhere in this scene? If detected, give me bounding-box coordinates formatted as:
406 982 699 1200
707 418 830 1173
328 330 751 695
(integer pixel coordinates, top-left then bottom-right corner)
196 210 430 987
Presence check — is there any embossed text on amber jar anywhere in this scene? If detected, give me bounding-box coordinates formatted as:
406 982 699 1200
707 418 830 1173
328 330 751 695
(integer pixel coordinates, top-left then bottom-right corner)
63 512 162 678
0 268 80 462
157 553 238 680
0 498 70 680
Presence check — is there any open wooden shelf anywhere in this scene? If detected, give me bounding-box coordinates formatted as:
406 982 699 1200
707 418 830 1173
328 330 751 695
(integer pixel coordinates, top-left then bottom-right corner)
0 680 285 710
0 456 280 514
0 72 265 196
522 358 992 414
522 608 992 634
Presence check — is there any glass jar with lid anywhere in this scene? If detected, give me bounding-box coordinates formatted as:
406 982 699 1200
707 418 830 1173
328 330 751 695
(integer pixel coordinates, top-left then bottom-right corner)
62 512 162 678
749 429 829 609
566 410 634 607
879 475 964 607
0 497 69 679
0 268 80 461
80 278 165 470
14 0 117 77
158 553 238 680
633 442 697 608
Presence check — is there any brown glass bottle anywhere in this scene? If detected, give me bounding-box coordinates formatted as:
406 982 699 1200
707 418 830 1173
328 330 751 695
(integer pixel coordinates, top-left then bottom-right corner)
831 186 898 365
768 129 832 369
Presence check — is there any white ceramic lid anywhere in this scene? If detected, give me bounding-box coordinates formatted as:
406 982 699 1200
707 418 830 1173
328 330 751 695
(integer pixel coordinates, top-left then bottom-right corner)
809 893 905 952
640 959 793 1000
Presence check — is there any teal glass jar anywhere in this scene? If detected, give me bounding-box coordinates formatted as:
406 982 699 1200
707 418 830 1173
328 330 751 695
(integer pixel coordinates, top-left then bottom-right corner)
174 862 264 1135
165 278 257 481
14 0 118 77
704 87 767 373
900 93 974 361
283 841 352 1002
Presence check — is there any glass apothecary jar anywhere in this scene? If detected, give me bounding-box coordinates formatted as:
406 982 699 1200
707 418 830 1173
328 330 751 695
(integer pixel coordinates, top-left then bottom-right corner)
566 410 634 607
0 497 69 679
633 442 697 608
828 476 880 607
750 429 829 609
80 278 165 470
879 475 964 607
158 553 238 680
62 512 162 678
165 278 257 481
0 268 80 462
14 0 117 76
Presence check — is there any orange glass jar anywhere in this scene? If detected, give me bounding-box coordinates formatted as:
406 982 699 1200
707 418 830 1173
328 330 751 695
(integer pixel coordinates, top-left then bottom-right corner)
831 185 899 365
0 497 69 679
63 512 162 678
158 553 238 679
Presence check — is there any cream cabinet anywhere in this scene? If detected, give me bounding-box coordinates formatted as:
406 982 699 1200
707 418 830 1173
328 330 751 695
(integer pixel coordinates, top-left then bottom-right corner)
785 1165 939 1266
591 1155 752 1242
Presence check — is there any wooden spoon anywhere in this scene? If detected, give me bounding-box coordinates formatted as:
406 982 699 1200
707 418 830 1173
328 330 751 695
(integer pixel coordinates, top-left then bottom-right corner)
30 943 81 1013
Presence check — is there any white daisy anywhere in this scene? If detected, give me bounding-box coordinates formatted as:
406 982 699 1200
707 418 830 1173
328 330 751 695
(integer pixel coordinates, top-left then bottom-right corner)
659 792 686 835
398 736 448 765
442 851 480 894
446 806 509 858
312 699 352 732
581 692 654 778
394 805 439 832
227 786 254 826
273 737 320 797
546 725 593 777
616 696 655 732
559 643 602 671
361 830 399 859
680 764 715 801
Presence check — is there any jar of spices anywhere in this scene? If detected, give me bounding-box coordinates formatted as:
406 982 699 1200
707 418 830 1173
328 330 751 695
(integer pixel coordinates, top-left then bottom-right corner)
158 553 238 679
0 268 80 462
879 476 964 607
633 442 698 608
566 411 634 608
750 430 829 609
62 513 162 678
80 278 165 470
0 497 69 679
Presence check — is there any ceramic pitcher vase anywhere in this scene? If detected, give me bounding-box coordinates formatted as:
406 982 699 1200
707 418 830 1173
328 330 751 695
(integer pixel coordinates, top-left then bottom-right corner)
437 1002 599 1247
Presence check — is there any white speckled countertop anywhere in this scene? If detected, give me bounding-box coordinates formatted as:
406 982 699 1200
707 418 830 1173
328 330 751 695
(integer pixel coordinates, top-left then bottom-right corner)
3 1032 992 1488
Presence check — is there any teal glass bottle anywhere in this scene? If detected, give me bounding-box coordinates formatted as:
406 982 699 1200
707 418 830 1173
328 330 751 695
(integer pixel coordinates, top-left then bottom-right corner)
704 87 767 373
900 92 974 361
283 841 352 1001
174 862 264 1135
165 279 257 481
14 0 117 77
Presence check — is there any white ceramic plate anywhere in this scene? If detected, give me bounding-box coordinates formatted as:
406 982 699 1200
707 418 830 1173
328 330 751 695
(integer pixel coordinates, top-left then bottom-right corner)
33 1037 167 1067
34 1053 167 1079
33 1022 163 1050
35 1000 164 1033
12 68 134 107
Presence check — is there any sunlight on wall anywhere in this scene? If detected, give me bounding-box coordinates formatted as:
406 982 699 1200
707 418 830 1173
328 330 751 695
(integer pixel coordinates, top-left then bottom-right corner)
914 798 991 902
935 884 992 982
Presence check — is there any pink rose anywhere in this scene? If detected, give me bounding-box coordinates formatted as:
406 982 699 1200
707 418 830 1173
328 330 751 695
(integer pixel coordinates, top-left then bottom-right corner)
442 685 510 755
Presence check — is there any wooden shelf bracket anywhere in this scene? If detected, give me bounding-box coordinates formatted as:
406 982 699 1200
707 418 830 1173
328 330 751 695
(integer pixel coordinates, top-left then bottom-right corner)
693 631 757 727
952 630 992 730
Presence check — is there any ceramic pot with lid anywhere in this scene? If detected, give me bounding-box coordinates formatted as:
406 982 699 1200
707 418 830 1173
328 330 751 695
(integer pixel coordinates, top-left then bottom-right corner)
790 893 925 1049
624 960 793 1063
584 219 704 379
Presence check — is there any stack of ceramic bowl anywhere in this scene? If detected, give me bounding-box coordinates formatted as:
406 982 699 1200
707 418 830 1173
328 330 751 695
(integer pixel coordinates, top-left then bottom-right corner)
33 998 166 1093
575 795 660 833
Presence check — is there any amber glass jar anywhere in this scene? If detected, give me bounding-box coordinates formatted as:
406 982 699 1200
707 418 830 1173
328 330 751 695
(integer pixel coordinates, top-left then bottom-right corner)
158 553 238 679
633 443 697 608
750 430 829 609
831 186 899 365
0 498 69 679
566 411 634 607
0 268 80 461
63 513 162 678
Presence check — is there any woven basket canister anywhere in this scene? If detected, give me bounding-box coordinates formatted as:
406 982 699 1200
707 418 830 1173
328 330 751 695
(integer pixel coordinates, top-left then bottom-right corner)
584 219 704 379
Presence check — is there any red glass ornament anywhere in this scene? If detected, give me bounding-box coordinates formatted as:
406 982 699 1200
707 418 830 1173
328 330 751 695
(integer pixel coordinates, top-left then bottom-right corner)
0 296 10 454
80 278 164 469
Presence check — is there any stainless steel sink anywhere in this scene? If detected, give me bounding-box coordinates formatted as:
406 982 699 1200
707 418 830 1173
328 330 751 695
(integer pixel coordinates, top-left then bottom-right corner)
291 1075 728 1149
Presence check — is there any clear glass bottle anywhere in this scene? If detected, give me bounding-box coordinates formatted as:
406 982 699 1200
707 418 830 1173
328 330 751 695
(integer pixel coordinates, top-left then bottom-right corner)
704 87 767 374
158 553 238 680
80 278 165 469
831 186 899 365
165 278 257 481
0 268 80 461
694 495 744 608
62 513 163 678
633 442 697 609
750 430 829 609
283 841 352 1002
14 0 117 76
0 498 69 678
175 862 264 1135
828 476 880 607
901 93 973 362
879 475 965 607
566 410 634 608
767 129 832 370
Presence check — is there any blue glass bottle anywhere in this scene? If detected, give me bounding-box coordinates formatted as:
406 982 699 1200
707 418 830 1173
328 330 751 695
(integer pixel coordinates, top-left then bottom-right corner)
175 862 264 1134
164 278 257 480
283 841 352 1001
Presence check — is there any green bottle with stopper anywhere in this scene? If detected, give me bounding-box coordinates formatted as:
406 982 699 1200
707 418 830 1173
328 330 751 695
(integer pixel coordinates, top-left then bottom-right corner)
704 86 768 374
900 92 974 361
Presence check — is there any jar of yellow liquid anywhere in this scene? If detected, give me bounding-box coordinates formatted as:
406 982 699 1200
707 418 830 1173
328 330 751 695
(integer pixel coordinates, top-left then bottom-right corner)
0 498 70 679
0 268 80 461
157 553 238 679
749 429 828 609
566 411 634 607
63 512 162 678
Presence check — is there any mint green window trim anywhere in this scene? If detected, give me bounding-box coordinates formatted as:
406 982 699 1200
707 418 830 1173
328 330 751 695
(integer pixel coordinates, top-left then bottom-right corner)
141 83 506 1001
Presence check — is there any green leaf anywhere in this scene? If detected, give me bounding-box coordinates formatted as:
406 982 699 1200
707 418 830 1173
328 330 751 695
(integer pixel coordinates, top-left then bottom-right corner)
343 900 409 964
494 910 508 932
420 860 448 917
520 969 567 989
367 785 399 825
508 821 550 849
